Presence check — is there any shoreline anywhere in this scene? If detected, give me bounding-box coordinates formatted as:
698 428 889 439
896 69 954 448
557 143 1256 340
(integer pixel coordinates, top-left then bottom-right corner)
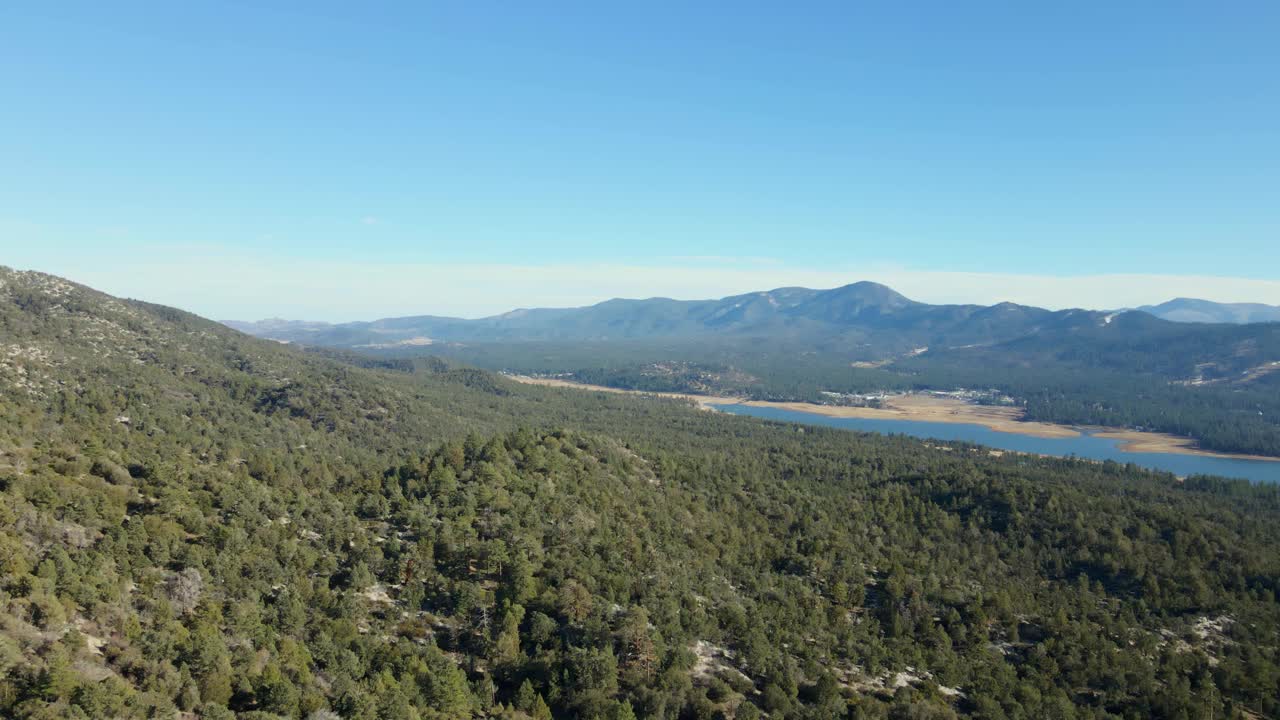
718 396 1080 439
1081 428 1280 462
507 375 1280 463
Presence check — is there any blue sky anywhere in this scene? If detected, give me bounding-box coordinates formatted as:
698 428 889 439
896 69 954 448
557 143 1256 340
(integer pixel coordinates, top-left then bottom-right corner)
3 2 1279 319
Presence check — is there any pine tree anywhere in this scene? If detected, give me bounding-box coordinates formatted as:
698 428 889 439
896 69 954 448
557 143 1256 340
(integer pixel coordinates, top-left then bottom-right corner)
532 693 554 720
494 604 525 665
515 680 538 712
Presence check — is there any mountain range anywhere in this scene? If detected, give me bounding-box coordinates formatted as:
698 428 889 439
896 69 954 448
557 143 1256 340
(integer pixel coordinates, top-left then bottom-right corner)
226 282 1280 360
226 282 1118 353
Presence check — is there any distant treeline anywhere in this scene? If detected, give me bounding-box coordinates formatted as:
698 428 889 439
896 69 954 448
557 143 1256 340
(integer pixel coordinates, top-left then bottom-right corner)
419 340 1280 457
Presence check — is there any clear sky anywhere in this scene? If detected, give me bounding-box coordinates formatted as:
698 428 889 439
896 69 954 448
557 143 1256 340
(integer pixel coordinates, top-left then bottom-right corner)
3 2 1279 320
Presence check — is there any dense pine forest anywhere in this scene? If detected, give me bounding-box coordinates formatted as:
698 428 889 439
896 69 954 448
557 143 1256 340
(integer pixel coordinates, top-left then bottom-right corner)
2 267 1280 719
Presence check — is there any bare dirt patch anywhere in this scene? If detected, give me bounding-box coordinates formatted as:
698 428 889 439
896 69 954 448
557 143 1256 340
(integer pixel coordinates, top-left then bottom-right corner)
506 375 736 409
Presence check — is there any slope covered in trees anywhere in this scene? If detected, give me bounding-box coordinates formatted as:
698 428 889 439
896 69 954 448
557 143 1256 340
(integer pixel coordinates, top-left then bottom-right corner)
2 267 1279 719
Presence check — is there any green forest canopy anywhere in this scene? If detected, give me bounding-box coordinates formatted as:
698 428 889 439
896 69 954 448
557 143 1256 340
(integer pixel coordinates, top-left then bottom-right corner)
1 268 1278 719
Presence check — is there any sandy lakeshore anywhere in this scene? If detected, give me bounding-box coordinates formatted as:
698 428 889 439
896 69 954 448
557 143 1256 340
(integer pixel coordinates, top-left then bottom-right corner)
507 375 1279 462
727 394 1081 439
1081 428 1279 461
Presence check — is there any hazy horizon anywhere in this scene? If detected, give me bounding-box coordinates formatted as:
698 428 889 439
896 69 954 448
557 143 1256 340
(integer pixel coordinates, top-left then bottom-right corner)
10 258 1280 324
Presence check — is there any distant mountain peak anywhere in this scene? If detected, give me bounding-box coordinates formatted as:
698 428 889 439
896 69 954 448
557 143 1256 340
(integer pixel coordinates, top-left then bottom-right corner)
789 281 918 324
1140 298 1280 325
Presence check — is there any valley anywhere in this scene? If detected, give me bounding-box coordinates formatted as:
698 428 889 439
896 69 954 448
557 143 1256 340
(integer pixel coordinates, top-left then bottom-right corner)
231 283 1280 459
508 374 1280 470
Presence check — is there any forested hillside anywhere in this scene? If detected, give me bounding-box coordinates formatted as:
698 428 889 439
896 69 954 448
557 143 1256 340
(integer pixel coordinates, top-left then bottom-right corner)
2 267 1280 719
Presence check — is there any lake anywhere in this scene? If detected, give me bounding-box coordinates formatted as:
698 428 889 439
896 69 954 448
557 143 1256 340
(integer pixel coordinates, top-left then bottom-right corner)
711 403 1280 484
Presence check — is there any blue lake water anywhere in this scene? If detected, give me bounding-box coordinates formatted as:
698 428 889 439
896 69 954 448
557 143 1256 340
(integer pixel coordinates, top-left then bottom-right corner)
711 403 1280 484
